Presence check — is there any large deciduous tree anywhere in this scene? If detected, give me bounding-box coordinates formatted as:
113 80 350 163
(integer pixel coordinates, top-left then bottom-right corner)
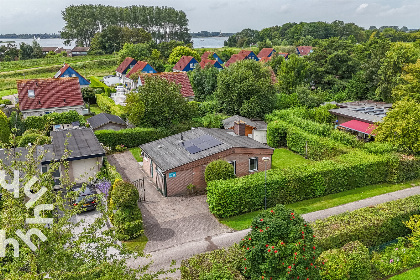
215 59 276 119
125 76 192 128
168 46 200 65
277 54 309 94
393 59 420 102
188 66 219 102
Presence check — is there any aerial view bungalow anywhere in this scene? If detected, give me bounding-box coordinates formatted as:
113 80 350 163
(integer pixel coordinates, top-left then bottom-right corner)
296 46 313 56
140 127 274 196
257 48 276 59
223 115 268 144
173 56 199 72
116 57 137 78
17 78 85 118
54 63 90 87
71 46 90 56
199 59 223 69
201 51 224 64
125 61 157 88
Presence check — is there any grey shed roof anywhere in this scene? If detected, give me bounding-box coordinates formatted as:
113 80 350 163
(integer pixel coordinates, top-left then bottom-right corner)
329 107 388 124
140 127 273 172
223 115 267 130
43 128 105 163
87 113 127 130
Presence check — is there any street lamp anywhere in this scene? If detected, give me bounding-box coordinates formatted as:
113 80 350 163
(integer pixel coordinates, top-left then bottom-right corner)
262 157 270 210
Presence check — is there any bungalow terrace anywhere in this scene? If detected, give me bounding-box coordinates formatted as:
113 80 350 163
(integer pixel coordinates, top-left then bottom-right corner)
140 127 273 197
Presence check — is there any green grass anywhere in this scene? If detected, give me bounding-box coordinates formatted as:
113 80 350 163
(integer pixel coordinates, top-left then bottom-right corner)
271 148 310 169
219 178 420 231
89 104 104 115
390 266 420 279
130 147 143 162
123 234 148 254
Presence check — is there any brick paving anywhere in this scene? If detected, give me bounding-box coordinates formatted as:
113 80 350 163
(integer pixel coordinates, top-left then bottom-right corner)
106 151 231 253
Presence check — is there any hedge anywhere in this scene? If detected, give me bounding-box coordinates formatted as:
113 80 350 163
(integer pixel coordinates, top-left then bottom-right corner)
95 94 125 118
207 151 419 218
311 195 420 250
94 127 168 149
24 110 86 131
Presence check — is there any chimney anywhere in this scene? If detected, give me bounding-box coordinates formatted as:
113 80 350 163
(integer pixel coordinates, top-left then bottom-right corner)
233 121 246 136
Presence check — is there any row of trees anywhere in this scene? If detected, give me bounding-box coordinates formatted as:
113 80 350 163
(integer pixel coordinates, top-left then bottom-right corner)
0 41 45 61
61 5 191 47
225 21 420 48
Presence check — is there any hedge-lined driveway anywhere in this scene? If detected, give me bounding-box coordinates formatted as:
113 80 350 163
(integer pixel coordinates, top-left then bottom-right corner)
107 151 231 253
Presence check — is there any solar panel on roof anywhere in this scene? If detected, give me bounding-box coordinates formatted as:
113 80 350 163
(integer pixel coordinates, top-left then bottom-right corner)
185 145 201 154
182 134 223 154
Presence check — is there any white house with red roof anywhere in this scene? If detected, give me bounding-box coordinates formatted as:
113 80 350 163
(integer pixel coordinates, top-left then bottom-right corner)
17 78 85 119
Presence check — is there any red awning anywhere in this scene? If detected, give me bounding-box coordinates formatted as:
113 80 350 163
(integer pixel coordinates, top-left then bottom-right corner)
339 120 377 135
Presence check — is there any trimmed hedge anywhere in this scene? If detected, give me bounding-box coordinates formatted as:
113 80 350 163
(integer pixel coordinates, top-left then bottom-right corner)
207 151 419 218
24 110 86 131
95 94 125 118
204 160 235 183
312 195 420 250
94 127 168 149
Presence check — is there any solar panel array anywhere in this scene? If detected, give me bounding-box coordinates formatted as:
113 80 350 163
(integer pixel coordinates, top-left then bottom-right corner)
182 134 222 154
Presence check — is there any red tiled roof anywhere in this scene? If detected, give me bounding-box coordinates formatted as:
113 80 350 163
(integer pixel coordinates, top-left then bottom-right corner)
278 52 289 59
297 46 313 56
17 78 84 111
71 47 90 52
224 53 246 67
42 47 58 52
257 48 275 58
126 61 149 78
259 57 272 63
116 57 136 74
199 59 217 69
339 120 377 135
269 68 278 84
201 51 214 61
139 72 194 98
238 50 253 57
173 56 196 71
54 63 70 78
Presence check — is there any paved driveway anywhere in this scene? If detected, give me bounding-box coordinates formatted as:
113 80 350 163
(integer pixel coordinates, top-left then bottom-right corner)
107 151 231 253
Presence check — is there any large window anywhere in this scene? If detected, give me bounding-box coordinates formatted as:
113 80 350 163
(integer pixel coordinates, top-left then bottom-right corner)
228 160 236 175
249 157 258 172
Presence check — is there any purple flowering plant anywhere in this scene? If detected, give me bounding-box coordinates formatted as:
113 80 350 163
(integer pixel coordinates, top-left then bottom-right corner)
96 179 111 199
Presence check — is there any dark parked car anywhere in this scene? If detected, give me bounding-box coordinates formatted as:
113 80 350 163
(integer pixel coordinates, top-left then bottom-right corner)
72 185 97 211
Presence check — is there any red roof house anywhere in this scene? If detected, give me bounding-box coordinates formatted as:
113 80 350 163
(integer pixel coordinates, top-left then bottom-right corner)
126 61 157 78
17 78 84 118
224 53 246 67
54 63 90 87
116 57 137 77
139 72 195 100
199 59 223 69
173 56 199 72
257 48 276 59
296 46 313 56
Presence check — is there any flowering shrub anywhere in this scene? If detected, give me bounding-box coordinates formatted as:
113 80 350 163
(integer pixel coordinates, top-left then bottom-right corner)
240 205 321 280
114 144 127 152
95 179 111 199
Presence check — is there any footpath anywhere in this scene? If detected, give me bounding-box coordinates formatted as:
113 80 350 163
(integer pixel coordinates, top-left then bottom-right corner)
130 185 420 279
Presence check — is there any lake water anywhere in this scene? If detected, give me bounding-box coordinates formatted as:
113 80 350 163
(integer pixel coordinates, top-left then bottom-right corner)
0 37 228 49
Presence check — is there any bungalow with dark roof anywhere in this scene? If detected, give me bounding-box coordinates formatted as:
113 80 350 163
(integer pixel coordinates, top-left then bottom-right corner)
136 72 195 101
296 46 313 56
87 113 127 131
116 57 137 79
201 51 224 64
199 59 223 70
223 115 268 144
173 56 199 72
140 127 273 196
54 63 90 87
71 47 90 57
257 48 276 59
17 78 85 119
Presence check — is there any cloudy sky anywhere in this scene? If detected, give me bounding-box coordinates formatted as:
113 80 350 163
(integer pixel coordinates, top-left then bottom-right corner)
0 0 418 34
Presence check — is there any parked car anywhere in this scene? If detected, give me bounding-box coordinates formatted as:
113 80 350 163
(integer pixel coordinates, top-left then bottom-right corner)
72 185 97 211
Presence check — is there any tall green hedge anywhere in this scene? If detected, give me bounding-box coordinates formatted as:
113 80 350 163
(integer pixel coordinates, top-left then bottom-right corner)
312 195 420 250
0 110 10 145
95 94 126 118
94 127 168 148
24 110 86 131
207 151 420 218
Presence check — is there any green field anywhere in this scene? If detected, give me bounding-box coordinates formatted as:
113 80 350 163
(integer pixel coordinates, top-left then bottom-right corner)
219 178 420 230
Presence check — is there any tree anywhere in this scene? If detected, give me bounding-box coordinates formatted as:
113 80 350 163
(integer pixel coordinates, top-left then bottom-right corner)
392 59 420 102
215 59 276 119
0 110 10 145
9 112 25 137
125 76 191 128
168 46 200 65
375 42 420 102
18 42 33 60
240 205 321 280
0 142 166 278
277 54 310 94
204 160 235 183
118 43 152 63
375 100 420 154
188 66 219 101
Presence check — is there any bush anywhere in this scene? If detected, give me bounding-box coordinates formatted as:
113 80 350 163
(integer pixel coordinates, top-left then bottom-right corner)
111 207 143 241
94 127 168 149
266 120 289 148
240 205 321 280
24 110 86 131
180 244 246 280
0 110 10 145
318 241 370 280
312 195 420 250
207 151 418 218
96 94 126 118
205 160 235 183
0 99 12 105
18 133 51 147
110 180 139 208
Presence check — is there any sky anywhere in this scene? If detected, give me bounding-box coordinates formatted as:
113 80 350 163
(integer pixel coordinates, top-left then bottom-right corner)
0 0 418 34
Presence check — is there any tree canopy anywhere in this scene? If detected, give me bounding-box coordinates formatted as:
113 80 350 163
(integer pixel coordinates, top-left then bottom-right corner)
215 59 276 119
0 110 10 145
168 46 200 65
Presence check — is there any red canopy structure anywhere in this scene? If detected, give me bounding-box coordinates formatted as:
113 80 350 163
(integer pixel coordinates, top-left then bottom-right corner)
339 120 377 135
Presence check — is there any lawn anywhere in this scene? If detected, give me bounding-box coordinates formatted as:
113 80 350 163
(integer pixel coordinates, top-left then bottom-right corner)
271 148 310 169
123 234 148 254
89 104 103 115
130 147 143 162
219 178 420 231
390 266 420 279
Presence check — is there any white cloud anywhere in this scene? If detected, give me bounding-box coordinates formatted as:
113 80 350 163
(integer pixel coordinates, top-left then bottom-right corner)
356 3 369 13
